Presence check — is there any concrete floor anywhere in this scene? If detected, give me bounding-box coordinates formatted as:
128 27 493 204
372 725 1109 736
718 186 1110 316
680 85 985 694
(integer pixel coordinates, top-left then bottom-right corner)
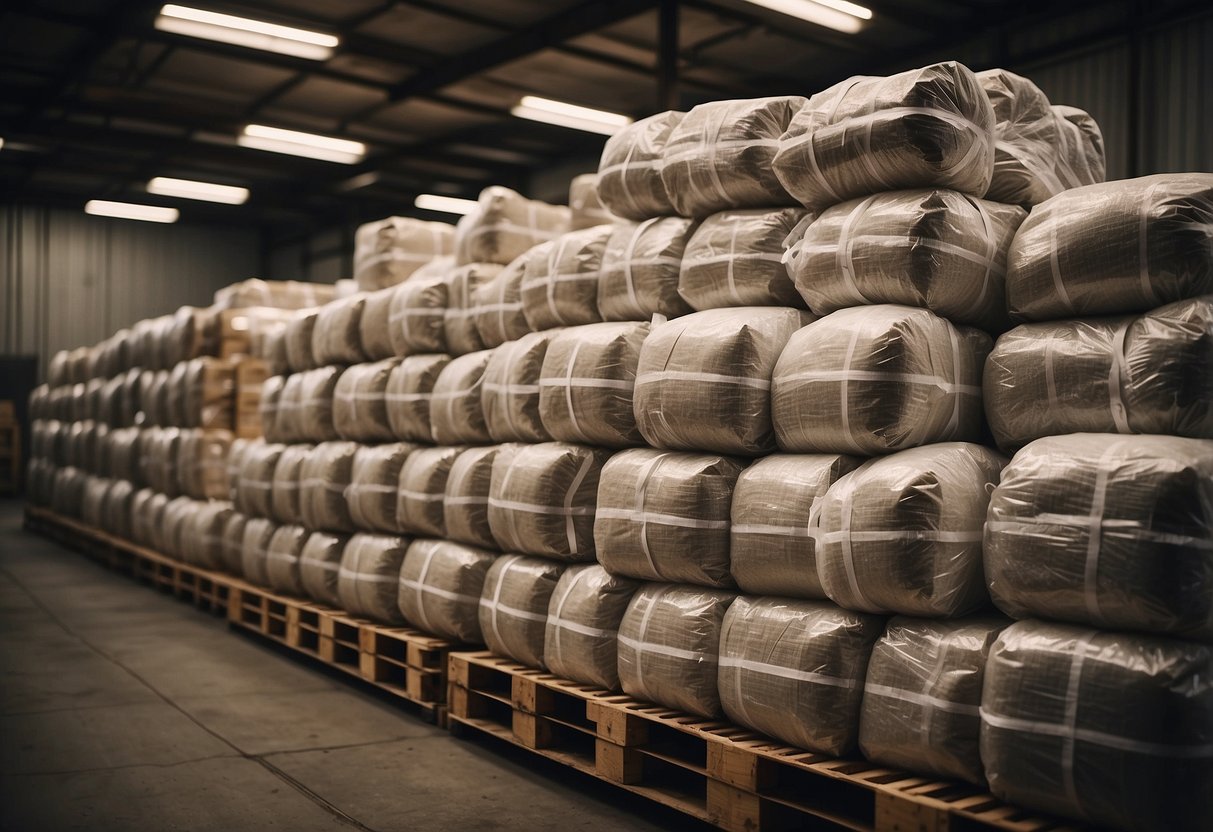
0 500 700 831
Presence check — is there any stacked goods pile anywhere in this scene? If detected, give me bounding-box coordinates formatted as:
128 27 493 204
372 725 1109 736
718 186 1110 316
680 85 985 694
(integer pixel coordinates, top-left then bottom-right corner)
979 173 1213 829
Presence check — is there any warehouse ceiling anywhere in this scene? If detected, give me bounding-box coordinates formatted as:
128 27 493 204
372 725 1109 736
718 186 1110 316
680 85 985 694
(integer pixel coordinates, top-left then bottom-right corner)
0 0 1199 230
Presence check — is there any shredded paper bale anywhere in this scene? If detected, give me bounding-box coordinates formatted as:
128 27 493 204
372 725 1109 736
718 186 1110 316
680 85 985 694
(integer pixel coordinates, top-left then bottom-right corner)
661 97 805 217
634 307 812 455
398 539 497 642
985 433 1213 641
679 207 808 311
333 358 400 443
487 442 611 561
860 616 1008 784
455 186 570 266
312 295 367 366
235 440 284 518
292 367 341 443
285 310 319 372
337 533 410 624
544 564 640 690
521 225 612 331
597 111 683 221
299 531 350 608
772 305 991 454
299 441 358 533
814 443 1006 617
538 321 648 448
444 444 516 550
388 273 449 355
429 349 494 445
984 297 1213 452
1006 174 1213 321
617 584 736 717
720 597 884 754
240 516 277 586
269 442 312 525
595 449 744 587
265 524 308 597
481 331 556 443
259 375 286 442
786 189 1026 331
774 62 995 211
478 555 565 668
358 286 398 360
220 511 247 575
445 263 503 355
569 173 614 229
730 453 860 598
397 445 462 538
180 499 232 571
346 443 416 534
980 621 1213 832
598 218 696 321
352 216 454 291
471 253 531 348
214 278 335 311
386 354 451 442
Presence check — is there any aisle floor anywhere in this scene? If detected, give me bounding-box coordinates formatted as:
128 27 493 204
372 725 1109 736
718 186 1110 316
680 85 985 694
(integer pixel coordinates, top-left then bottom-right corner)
0 501 697 832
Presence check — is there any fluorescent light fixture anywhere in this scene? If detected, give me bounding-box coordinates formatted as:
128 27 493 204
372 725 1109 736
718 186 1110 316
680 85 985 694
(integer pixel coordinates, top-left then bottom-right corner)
147 176 249 204
414 194 479 215
740 0 872 34
0 138 4 151
238 124 365 164
510 95 632 136
85 200 179 223
155 4 338 60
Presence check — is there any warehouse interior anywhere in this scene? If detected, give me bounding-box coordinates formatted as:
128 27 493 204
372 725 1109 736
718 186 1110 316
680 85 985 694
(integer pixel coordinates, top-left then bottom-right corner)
3 0 1213 831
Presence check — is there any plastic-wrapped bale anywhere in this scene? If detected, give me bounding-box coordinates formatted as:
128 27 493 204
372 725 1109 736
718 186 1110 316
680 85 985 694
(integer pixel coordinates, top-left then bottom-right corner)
597 111 683 221
183 357 235 430
299 441 359 533
429 349 493 444
984 297 1213 452
980 621 1213 832
165 365 190 426
488 442 611 561
299 531 349 608
661 97 805 217
1006 174 1213 321
595 449 743 587
80 476 109 530
235 441 284 518
241 516 277 586
227 437 253 503
180 500 233 571
338 533 410 624
569 173 613 230
130 488 164 547
177 429 232 500
268 443 311 524
285 310 319 372
386 354 450 442
219 511 248 574
719 597 884 754
859 615 1008 784
444 445 517 550
786 190 1026 332
352 216 454 291
814 443 1006 617
730 453 860 598
388 273 449 355
397 539 496 642
259 375 286 443
52 467 88 520
598 218 696 321
985 433 1213 641
265 524 308 597
478 554 565 667
544 564 640 690
538 322 648 448
977 68 1105 207
481 331 555 443
260 324 291 376
774 62 995 212
274 372 306 444
333 358 399 443
293 367 341 442
396 445 462 538
617 584 736 717
346 443 415 534
214 278 335 311
634 307 813 455
455 186 571 266
313 295 367 367
139 370 168 427
359 286 397 360
100 479 137 542
520 225 613 331
772 305 991 455
106 427 141 484
445 263 502 355
471 253 531 348
678 207 808 311
161 496 199 560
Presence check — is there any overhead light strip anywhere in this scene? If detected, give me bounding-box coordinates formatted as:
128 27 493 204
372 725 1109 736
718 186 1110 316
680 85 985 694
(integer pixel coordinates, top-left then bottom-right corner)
147 176 249 204
155 4 338 60
510 95 632 136
740 0 872 34
414 194 480 215
85 200 180 223
238 124 366 164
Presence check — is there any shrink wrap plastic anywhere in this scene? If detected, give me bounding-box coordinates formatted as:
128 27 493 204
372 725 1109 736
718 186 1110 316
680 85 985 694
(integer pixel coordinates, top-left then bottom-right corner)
478 555 565 668
397 539 497 642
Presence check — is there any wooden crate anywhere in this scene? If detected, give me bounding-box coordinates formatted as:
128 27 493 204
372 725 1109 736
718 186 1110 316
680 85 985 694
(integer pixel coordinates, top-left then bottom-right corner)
447 652 1082 832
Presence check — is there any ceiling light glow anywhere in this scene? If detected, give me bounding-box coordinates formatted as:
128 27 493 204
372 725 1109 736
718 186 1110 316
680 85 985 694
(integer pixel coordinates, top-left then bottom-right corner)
510 96 632 136
238 124 365 164
85 200 179 223
414 194 480 215
147 176 249 204
740 0 872 34
155 4 338 60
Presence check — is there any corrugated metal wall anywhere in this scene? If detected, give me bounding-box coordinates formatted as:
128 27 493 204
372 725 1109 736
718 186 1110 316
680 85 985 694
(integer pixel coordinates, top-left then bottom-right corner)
1 205 260 377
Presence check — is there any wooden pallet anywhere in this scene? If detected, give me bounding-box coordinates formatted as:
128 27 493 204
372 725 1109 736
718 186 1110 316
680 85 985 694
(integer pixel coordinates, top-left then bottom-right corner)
448 651 1082 832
